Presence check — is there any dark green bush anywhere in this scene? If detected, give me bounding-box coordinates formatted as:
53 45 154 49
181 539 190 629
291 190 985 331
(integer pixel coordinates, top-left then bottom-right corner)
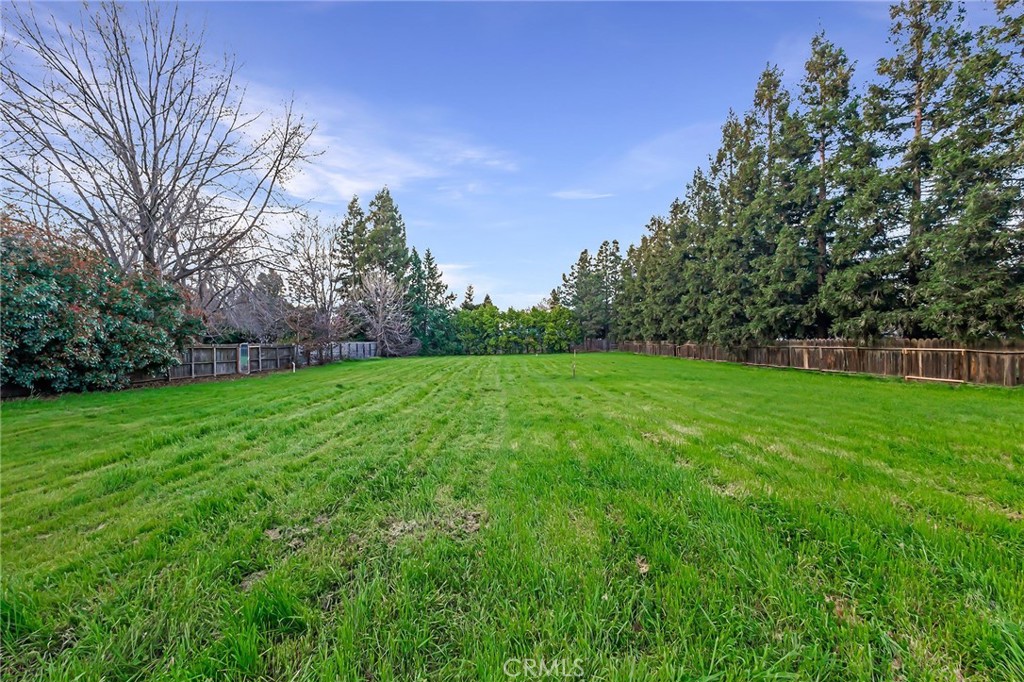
1 217 202 393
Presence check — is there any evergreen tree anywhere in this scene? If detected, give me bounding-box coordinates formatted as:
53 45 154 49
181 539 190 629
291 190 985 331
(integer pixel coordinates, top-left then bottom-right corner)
358 187 410 282
746 65 820 342
676 170 719 342
331 195 364 295
793 34 861 336
867 0 969 336
918 0 1024 339
546 287 563 309
613 243 645 341
705 110 761 347
461 284 476 311
407 247 458 354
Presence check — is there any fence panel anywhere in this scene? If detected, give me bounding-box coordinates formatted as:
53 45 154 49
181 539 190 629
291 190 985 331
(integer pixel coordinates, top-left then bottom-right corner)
595 338 1022 387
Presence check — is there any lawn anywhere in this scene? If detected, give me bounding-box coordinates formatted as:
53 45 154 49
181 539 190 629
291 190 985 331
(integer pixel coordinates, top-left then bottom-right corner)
1 353 1023 681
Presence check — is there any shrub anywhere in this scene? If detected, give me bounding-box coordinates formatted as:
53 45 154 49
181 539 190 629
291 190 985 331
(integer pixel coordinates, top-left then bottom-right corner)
1 215 202 393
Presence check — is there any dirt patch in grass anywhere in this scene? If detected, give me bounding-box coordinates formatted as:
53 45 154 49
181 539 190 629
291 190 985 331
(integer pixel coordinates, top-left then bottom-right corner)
708 480 750 499
384 507 485 545
264 525 313 550
967 496 1023 522
825 594 862 627
241 570 267 592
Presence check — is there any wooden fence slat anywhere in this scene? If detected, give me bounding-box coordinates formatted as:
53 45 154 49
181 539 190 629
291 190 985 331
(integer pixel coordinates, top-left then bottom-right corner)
597 339 1022 387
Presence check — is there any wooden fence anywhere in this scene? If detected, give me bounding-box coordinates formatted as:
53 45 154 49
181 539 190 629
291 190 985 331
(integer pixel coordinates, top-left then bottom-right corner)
135 341 378 384
607 339 1024 387
573 339 618 353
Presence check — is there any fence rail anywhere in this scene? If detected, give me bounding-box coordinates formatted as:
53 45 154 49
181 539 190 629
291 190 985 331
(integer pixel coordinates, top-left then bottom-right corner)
132 341 378 385
605 339 1024 387
572 339 618 353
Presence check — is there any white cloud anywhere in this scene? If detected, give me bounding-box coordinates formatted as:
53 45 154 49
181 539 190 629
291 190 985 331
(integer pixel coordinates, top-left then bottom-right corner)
436 262 477 297
610 122 721 191
435 263 544 310
550 189 614 200
240 84 518 207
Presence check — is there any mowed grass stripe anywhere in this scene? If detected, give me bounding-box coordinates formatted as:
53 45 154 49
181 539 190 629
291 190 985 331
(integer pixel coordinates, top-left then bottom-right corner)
1 353 1022 681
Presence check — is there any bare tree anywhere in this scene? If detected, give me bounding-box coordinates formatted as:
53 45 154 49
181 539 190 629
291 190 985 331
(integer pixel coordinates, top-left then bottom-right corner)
284 214 358 362
0 1 313 287
355 268 420 357
204 266 292 342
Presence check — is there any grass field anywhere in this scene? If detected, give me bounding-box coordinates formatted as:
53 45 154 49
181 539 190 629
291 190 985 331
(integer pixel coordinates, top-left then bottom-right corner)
1 353 1023 681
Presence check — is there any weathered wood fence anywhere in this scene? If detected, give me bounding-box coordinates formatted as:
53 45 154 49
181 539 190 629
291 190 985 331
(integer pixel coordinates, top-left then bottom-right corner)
607 339 1024 387
573 339 618 353
133 341 378 385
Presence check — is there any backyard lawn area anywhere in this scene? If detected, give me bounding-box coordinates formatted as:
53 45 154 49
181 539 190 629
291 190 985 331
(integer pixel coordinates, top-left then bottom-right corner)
1 353 1022 681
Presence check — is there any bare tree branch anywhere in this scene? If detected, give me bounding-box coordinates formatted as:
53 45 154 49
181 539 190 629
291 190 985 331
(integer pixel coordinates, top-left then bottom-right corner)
354 268 420 357
0 1 315 297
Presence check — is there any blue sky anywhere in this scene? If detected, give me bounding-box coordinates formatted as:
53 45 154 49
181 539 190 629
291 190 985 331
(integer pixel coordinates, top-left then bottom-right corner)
167 1 983 308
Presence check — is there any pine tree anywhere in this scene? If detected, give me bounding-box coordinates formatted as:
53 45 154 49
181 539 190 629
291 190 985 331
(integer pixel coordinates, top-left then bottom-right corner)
705 110 761 347
745 65 820 342
798 33 858 336
867 0 969 336
676 169 719 342
918 0 1024 339
546 287 563 309
821 110 904 339
461 285 476 311
422 249 455 309
332 195 364 295
407 247 458 354
594 240 623 338
613 243 645 341
358 187 410 282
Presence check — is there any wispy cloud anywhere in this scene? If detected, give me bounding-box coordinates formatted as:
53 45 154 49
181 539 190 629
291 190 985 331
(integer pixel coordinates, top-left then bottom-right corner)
550 189 614 200
436 263 545 310
594 122 721 193
241 84 518 207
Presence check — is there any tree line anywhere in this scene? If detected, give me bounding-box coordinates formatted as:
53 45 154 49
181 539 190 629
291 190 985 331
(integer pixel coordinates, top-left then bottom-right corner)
0 1 586 392
559 1 1023 346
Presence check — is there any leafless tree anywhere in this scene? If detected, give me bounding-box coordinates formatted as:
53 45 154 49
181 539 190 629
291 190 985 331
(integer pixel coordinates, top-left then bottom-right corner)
203 266 292 342
284 214 358 361
0 1 314 288
354 268 420 357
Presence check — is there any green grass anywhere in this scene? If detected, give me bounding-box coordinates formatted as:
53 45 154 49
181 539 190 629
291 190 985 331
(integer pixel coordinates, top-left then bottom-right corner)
1 353 1023 681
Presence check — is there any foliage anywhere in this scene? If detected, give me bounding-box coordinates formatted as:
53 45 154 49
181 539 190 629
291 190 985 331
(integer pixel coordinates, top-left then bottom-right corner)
454 304 580 354
356 187 410 283
559 240 622 339
564 2 1024 345
1 216 201 392
408 248 460 355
